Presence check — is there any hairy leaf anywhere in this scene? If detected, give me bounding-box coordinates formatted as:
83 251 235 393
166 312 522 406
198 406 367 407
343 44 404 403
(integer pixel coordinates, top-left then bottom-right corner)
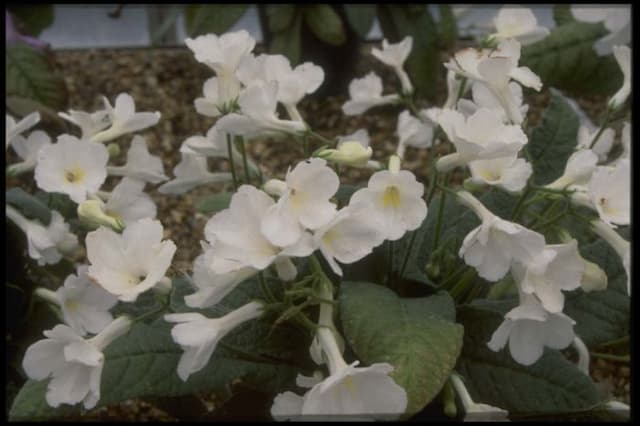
304 5 346 46
184 4 248 37
343 5 376 39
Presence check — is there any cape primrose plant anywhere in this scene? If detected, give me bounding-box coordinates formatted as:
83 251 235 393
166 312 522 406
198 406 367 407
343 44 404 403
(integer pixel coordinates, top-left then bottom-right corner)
7 5 631 421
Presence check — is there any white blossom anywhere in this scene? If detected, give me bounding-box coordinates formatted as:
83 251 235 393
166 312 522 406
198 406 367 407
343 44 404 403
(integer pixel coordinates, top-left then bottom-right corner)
449 373 509 421
545 149 598 190
158 152 232 195
609 45 631 110
351 166 427 241
371 36 414 94
86 218 176 302
576 125 615 163
396 110 433 158
6 205 79 266
436 108 527 172
107 135 168 184
491 6 550 45
35 135 109 203
102 177 157 225
316 141 372 168
342 72 400 115
457 191 546 281
165 301 264 381
591 219 630 295
58 109 111 139
22 316 132 409
261 158 339 247
457 81 528 124
6 111 40 149
571 6 630 56
7 130 51 175
180 123 229 158
488 293 576 366
467 154 532 193
588 159 630 226
91 93 161 143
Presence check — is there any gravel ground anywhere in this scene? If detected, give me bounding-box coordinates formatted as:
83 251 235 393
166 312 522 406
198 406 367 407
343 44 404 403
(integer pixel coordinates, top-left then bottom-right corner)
7 44 628 420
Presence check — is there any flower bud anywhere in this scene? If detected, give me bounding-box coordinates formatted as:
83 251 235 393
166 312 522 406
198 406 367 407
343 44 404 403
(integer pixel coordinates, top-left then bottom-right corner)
263 179 287 197
106 143 121 158
580 259 608 292
316 141 372 167
78 200 125 232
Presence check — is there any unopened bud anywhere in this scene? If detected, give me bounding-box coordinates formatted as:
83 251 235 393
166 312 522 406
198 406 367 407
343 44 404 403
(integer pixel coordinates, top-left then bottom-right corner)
78 200 125 232
580 259 608 292
263 179 287 197
316 141 372 167
106 143 121 158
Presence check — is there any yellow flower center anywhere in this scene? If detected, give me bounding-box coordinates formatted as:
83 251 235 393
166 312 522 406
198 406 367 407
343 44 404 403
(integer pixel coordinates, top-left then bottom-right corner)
64 167 86 184
382 186 401 208
65 299 79 312
480 169 501 182
322 229 338 246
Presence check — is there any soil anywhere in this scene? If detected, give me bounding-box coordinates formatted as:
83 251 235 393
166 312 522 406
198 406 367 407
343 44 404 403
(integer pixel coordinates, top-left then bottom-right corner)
6 43 629 420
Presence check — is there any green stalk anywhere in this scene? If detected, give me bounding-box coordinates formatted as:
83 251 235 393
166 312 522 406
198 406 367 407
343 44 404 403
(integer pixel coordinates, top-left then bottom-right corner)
589 106 613 150
259 272 277 303
510 183 532 221
236 135 251 186
226 133 239 190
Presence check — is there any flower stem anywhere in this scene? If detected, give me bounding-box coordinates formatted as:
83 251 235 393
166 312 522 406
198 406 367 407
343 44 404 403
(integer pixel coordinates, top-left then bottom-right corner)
510 182 532 220
236 135 251 186
432 185 449 251
33 287 60 306
449 269 477 303
259 272 277 303
226 133 239 190
398 230 418 279
589 352 630 363
589 106 613 150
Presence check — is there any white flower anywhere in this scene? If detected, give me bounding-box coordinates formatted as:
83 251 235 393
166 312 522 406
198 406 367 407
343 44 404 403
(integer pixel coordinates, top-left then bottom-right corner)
351 167 427 241
183 251 257 309
396 110 433 158
158 152 232 195
457 191 546 282
449 373 509 421
107 135 168 184
371 36 414 94
22 316 132 409
571 6 630 56
588 159 630 226
205 185 315 275
91 93 161 143
186 30 256 105
491 7 550 45
609 45 631 110
165 301 264 381
271 328 407 420
337 129 370 148
488 293 576 366
342 72 400 115
56 265 119 335
58 109 111 139
194 77 224 117
313 202 385 276
457 81 528 124
7 130 51 175
35 135 109 203
436 108 527 172
546 149 598 190
467 155 532 192
86 218 176 302
103 177 157 225
6 111 40 148
512 240 584 313
180 123 229 158
77 200 125 232
591 219 630 295
332 129 381 169
216 81 307 138
261 158 339 247
576 124 615 163
445 40 542 124
237 54 324 122
443 70 470 109
6 205 79 266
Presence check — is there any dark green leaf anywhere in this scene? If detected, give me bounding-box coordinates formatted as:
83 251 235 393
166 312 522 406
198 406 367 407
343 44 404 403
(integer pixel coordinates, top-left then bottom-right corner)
456 304 602 415
6 188 52 225
304 5 346 46
552 4 575 26
564 239 630 346
5 96 67 132
377 5 439 99
343 5 377 39
8 6 55 37
10 278 305 420
270 12 302 65
6 44 68 111
521 22 623 95
339 282 463 415
195 192 233 215
526 92 579 185
437 5 458 49
184 5 248 37
34 191 77 221
266 5 297 33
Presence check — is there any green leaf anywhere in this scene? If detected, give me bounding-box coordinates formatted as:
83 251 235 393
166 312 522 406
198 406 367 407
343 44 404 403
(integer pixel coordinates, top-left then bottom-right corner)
339 282 463 416
184 4 248 37
6 188 52 225
343 5 376 39
525 92 579 185
266 5 297 33
521 22 623 95
456 304 602 416
564 239 630 346
8 6 55 37
6 44 68 111
304 5 346 46
148 6 181 46
10 278 305 421
34 191 77 221
437 5 458 49
377 5 439 99
195 192 233 215
5 95 67 132
552 4 575 26
269 11 302 65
